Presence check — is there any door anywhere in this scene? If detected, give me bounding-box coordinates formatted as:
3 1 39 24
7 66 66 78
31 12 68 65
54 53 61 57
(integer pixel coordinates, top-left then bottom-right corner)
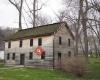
20 54 25 65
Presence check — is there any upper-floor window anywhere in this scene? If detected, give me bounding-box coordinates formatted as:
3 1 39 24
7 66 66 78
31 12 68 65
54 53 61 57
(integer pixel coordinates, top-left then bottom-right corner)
29 52 33 60
8 42 11 48
59 37 62 45
7 53 10 60
30 39 33 47
12 53 15 60
68 38 71 47
19 40 23 47
38 38 42 46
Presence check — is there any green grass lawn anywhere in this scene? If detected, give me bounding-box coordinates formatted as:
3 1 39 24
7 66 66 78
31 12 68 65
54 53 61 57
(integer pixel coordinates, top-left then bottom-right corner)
0 68 76 80
0 58 100 80
85 57 100 80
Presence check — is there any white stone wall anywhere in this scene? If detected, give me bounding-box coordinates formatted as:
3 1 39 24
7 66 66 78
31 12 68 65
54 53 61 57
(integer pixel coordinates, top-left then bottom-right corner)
5 35 54 66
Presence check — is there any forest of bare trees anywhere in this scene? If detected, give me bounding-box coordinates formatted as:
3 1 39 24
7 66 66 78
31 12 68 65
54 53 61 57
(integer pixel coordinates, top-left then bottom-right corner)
0 27 17 50
55 0 100 59
4 0 100 58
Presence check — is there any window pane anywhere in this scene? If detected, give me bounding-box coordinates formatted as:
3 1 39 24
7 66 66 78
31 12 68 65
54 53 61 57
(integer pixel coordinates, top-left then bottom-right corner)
7 53 10 60
59 37 62 45
38 38 42 46
30 39 33 46
41 52 45 59
68 39 71 46
12 53 15 60
19 40 22 47
68 51 71 57
29 52 33 60
8 42 11 48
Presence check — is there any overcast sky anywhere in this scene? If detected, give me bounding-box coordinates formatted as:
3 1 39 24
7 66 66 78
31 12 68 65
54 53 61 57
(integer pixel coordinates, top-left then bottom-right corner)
0 0 63 29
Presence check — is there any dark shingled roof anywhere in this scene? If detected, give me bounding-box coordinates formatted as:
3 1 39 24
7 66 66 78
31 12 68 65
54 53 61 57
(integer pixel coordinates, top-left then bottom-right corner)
5 22 74 41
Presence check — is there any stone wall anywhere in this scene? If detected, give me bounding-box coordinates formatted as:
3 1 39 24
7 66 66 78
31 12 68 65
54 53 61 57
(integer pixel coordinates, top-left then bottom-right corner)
4 23 74 68
5 35 54 68
53 23 74 69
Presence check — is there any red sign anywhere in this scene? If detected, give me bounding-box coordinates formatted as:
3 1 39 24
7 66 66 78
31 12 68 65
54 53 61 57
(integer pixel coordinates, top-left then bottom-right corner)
35 46 44 56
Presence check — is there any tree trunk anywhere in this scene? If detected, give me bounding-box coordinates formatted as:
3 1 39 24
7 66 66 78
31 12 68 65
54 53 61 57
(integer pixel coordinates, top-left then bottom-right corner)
33 0 36 27
80 0 88 61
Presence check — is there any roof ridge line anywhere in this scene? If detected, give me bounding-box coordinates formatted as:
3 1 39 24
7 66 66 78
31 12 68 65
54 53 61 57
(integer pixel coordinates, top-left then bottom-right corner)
18 22 65 31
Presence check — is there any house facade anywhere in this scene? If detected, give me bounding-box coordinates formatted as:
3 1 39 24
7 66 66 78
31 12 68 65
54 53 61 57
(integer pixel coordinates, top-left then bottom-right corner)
4 22 74 68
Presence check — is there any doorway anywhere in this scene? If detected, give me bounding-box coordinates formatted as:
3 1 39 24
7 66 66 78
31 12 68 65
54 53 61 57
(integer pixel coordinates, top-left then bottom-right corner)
20 54 25 65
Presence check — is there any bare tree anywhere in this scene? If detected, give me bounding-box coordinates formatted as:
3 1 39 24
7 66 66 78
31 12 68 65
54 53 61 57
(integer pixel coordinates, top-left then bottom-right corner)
8 0 24 30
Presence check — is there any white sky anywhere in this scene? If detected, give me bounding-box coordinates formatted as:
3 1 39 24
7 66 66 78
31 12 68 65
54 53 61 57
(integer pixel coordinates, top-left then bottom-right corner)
0 0 63 29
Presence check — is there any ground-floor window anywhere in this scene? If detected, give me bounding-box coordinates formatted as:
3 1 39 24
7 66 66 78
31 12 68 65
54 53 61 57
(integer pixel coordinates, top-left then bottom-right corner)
29 52 33 60
58 53 61 59
7 53 10 60
41 52 45 59
68 51 71 57
12 53 15 60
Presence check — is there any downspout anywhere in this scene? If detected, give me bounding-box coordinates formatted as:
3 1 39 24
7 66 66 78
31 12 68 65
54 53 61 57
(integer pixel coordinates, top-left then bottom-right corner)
4 41 6 65
53 33 55 69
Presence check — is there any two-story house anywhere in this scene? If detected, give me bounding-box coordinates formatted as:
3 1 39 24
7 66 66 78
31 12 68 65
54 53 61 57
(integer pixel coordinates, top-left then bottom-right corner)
4 22 74 68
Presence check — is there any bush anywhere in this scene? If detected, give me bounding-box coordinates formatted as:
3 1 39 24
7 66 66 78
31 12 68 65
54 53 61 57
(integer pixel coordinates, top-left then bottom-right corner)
62 56 88 77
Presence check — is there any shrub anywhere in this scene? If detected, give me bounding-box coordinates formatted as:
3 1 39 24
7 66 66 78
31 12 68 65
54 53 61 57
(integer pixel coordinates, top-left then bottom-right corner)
62 56 88 77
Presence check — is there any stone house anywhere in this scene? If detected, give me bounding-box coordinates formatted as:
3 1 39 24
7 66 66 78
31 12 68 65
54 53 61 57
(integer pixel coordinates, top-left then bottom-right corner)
4 22 74 68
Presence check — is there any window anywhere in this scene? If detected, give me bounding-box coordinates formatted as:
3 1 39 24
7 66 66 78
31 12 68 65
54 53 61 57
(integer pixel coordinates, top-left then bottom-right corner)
29 52 33 60
41 52 45 59
68 51 71 57
59 37 62 45
8 42 11 48
68 39 71 46
58 53 61 59
7 53 10 60
30 39 33 47
19 40 23 47
12 53 15 60
38 38 42 46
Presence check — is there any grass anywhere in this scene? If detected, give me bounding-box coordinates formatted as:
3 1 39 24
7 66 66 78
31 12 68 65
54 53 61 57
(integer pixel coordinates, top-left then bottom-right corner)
0 58 100 80
0 63 4 68
84 57 100 79
0 68 75 80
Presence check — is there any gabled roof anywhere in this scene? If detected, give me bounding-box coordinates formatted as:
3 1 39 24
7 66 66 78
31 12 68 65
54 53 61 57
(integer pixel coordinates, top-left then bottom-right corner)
5 22 74 41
